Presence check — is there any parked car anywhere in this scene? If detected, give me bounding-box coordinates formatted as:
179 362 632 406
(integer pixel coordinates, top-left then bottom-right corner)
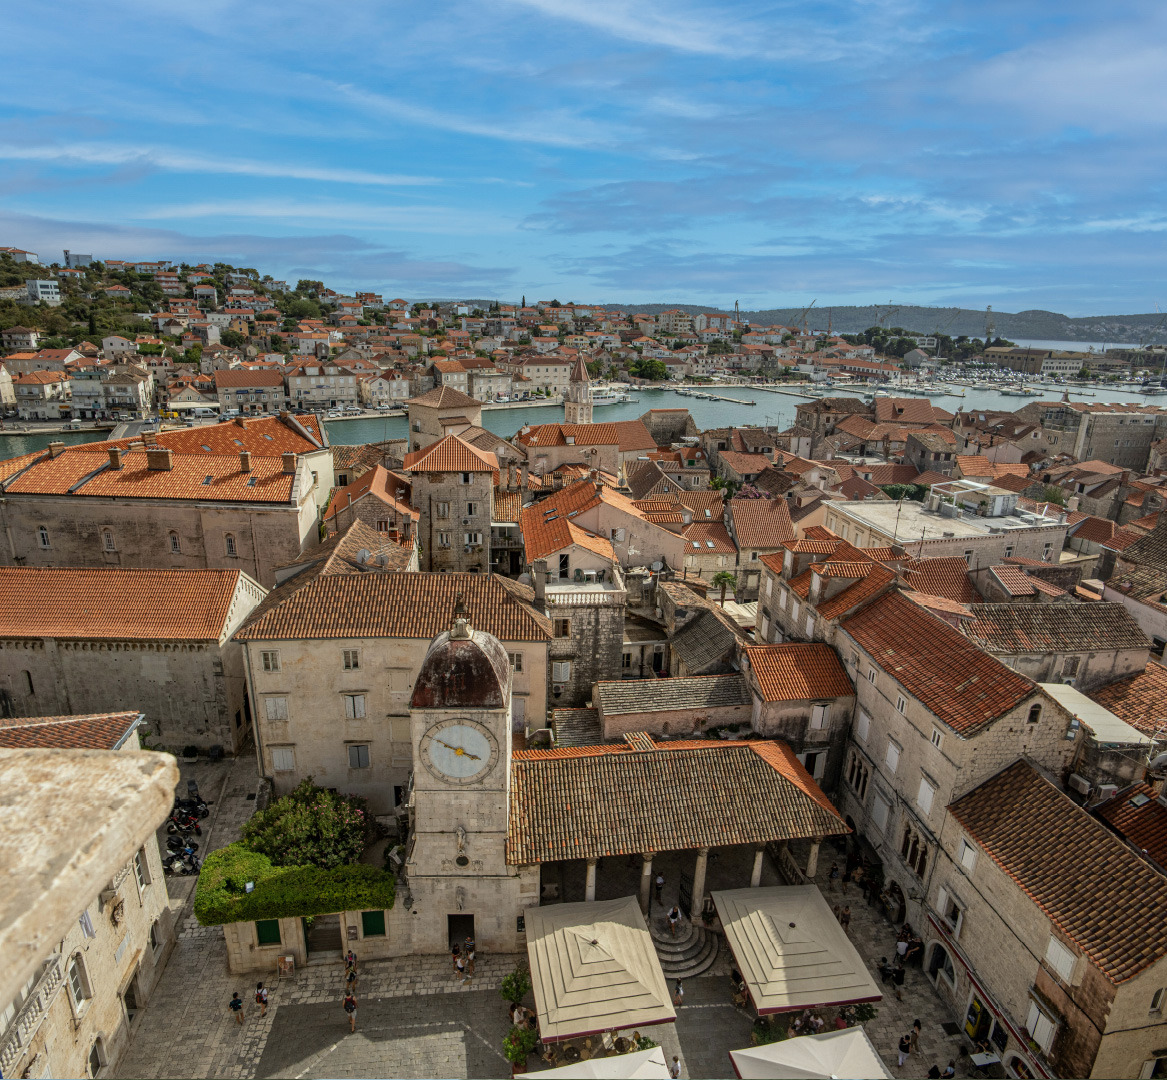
344 406 362 415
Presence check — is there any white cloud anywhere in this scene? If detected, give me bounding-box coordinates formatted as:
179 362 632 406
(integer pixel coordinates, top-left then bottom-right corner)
0 143 439 187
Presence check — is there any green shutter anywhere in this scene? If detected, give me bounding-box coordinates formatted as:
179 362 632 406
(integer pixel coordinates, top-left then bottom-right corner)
255 919 281 945
361 910 386 937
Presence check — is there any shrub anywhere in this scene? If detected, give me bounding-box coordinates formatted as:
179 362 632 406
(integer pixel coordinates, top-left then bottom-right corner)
194 844 395 925
500 963 532 1005
241 777 369 869
502 1025 539 1064
752 1017 787 1045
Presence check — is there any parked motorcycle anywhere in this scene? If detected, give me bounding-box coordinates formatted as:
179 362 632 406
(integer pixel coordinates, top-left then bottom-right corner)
165 835 199 854
166 810 202 835
163 849 200 876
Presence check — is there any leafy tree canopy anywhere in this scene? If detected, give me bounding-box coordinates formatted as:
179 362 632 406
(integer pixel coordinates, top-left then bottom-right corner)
241 777 370 870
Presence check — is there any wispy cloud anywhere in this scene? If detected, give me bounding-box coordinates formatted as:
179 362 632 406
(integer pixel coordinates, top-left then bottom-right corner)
0 143 438 187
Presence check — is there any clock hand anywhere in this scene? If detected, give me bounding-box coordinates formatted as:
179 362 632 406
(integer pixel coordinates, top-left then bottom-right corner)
436 739 481 760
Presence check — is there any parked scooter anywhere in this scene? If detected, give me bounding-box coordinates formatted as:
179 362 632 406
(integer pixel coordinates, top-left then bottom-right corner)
163 848 201 876
165 835 199 854
166 809 202 835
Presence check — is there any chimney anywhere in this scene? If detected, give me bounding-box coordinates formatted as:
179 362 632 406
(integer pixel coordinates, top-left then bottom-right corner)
520 461 529 489
282 452 297 475
47 440 65 459
240 450 252 473
146 447 173 471
1067 496 1080 512
108 446 123 470
508 462 517 490
533 559 547 610
235 416 247 428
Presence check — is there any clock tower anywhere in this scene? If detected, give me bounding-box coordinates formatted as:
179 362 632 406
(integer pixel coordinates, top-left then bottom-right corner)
564 354 593 425
403 598 539 952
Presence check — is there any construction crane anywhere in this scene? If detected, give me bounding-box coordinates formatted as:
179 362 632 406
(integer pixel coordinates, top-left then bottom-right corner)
793 299 817 336
875 302 901 329
929 308 962 353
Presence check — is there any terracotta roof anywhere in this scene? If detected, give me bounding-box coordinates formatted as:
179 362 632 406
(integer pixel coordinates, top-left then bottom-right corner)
841 590 1034 735
507 737 846 863
324 464 417 527
728 498 795 550
815 565 897 620
596 674 749 716
0 568 244 641
863 463 921 486
988 564 1037 596
681 521 736 555
950 761 1167 983
900 556 978 603
521 497 615 563
406 385 481 409
962 602 1149 654
550 708 603 747
1095 784 1167 871
0 711 142 750
1086 663 1167 738
717 450 772 475
744 643 854 701
402 433 499 478
213 369 284 388
236 572 550 641
875 398 940 424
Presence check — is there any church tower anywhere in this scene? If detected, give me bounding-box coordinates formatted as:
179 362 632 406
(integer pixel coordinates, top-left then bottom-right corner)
564 355 593 425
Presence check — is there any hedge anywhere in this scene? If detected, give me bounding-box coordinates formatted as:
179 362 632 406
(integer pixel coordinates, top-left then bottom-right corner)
194 843 396 926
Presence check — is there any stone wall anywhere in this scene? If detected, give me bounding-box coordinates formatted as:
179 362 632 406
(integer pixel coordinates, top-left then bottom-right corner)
410 471 494 573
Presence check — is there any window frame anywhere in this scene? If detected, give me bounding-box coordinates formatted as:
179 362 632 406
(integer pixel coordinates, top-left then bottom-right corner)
270 746 295 772
509 652 523 672
552 660 571 682
343 693 367 719
133 847 151 891
855 709 870 743
553 617 572 638
67 953 92 1011
264 696 288 721
225 533 238 558
37 525 50 549
342 648 360 671
958 837 978 872
1045 936 1076 983
102 529 116 552
168 531 181 554
260 649 281 673
884 740 901 774
348 743 371 769
809 703 829 730
917 776 935 815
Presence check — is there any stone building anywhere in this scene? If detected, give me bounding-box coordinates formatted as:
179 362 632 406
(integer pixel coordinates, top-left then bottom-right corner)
928 761 1167 1080
513 419 657 476
0 715 177 1080
0 567 265 754
322 464 419 551
563 354 593 426
236 573 551 813
403 434 498 573
0 414 333 588
1020 399 1167 470
725 497 796 600
404 385 484 452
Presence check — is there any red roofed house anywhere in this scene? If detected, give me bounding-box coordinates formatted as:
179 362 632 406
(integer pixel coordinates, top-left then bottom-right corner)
213 368 287 414
725 496 796 599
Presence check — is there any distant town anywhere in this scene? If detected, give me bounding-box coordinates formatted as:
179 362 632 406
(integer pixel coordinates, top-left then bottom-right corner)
3 243 1167 1080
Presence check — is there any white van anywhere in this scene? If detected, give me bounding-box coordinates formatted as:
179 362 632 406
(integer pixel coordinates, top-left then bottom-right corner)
191 407 219 419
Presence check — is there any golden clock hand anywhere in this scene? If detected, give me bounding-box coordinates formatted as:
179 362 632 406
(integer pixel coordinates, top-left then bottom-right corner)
436 739 480 760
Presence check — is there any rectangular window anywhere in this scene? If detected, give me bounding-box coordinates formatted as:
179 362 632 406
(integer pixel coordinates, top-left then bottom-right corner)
958 838 978 872
810 703 828 730
261 650 280 673
344 694 366 719
103 530 116 552
348 744 370 768
343 649 360 671
67 957 88 1007
553 617 571 638
438 531 451 547
622 652 633 669
867 669 876 684
896 694 907 714
38 526 50 549
778 589 787 610
917 777 935 815
466 502 478 516
271 746 295 772
1062 655 1080 678
1026 1001 1057 1054
885 740 900 774
552 660 571 682
856 710 870 743
461 472 471 485
871 793 890 833
509 652 523 672
805 613 814 636
226 534 238 557
255 919 282 946
464 531 482 545
361 910 386 937
931 728 943 749
133 848 150 890
1045 936 1076 982
790 599 800 622
436 501 449 519
264 696 288 721
936 886 964 938
169 533 182 554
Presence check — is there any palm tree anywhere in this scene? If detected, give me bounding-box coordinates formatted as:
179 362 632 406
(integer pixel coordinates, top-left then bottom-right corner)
712 570 737 607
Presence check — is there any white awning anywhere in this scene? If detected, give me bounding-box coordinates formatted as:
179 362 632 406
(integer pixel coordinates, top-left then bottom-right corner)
541 1046 670 1078
730 1028 893 1079
525 895 676 1042
713 886 882 1015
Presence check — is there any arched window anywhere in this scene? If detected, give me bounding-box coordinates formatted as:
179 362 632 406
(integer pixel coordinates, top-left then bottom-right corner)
87 1036 105 1077
102 529 115 552
1028 704 1042 724
846 752 870 801
900 822 929 878
169 532 181 554
37 525 50 549
225 534 237 558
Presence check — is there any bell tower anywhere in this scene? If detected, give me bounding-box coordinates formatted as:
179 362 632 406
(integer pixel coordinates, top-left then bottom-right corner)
564 355 593 425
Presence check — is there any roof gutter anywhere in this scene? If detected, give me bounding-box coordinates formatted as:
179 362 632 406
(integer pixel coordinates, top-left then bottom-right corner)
113 712 146 751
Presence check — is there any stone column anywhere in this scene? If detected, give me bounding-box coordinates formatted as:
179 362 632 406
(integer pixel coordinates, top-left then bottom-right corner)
750 846 765 888
585 858 598 902
805 837 822 879
692 847 710 918
639 853 654 913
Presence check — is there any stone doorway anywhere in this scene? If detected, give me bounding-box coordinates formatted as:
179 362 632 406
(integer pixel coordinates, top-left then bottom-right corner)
303 913 343 959
447 913 475 953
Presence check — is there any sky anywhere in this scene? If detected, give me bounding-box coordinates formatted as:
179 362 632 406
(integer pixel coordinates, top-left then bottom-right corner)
2 0 1164 314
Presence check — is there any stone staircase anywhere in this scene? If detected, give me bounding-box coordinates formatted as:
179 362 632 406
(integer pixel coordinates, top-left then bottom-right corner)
649 913 721 980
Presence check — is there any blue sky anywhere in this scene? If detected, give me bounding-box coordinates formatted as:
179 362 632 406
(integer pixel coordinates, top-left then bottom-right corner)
2 0 1164 313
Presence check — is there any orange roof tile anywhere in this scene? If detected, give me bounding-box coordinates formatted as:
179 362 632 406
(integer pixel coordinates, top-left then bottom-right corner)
0 568 244 640
901 556 979 604
745 643 854 701
1085 663 1167 738
1095 783 1167 871
728 498 795 550
0 711 142 750
842 590 1034 735
681 521 736 555
324 464 418 526
402 434 500 479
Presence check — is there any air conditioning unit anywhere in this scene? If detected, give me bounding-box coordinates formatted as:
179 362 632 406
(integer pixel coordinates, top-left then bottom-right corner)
462 518 471 525
1067 772 1091 795
552 684 564 696
1096 783 1119 801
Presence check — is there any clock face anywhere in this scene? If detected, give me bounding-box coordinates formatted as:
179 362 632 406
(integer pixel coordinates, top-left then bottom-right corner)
420 719 498 785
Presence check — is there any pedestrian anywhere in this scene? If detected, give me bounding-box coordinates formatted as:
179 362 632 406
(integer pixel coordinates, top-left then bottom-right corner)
897 1033 911 1068
911 1018 922 1054
877 956 893 983
673 980 684 1007
451 945 462 974
345 949 357 972
828 862 840 892
654 873 665 905
454 952 469 983
669 1055 681 1079
230 991 244 1025
840 905 852 935
942 1061 956 1078
343 992 357 1032
833 903 842 923
255 982 268 1017
667 905 681 937
892 962 906 1002
464 936 477 976
344 965 358 994
928 1066 942 1079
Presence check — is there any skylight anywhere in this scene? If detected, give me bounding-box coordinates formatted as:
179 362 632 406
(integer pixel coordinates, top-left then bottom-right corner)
203 475 213 484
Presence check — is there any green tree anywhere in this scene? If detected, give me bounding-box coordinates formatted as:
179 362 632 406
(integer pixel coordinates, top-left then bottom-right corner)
630 358 668 381
1041 485 1066 507
712 570 737 606
220 329 247 348
241 777 369 870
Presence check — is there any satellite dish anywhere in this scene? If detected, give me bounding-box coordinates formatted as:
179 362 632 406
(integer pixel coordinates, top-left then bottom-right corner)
651 561 663 571
356 548 371 565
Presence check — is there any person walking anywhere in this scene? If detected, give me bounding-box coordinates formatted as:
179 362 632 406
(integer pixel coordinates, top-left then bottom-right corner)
669 1055 682 1078
654 873 665 906
673 980 684 1007
892 961 906 1002
910 1018 922 1054
344 964 358 995
464 936 477 976
345 949 357 972
667 905 681 936
230 992 244 1026
255 982 268 1017
454 952 469 984
828 862 840 892
840 905 852 935
897 1033 912 1068
343 992 357 1033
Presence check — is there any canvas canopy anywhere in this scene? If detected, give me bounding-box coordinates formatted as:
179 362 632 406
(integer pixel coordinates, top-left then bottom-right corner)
713 886 881 1014
729 1027 892 1079
542 1046 670 1078
524 895 676 1042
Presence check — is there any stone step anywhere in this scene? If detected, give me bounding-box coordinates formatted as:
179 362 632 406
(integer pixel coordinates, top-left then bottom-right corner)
657 932 720 980
650 922 701 951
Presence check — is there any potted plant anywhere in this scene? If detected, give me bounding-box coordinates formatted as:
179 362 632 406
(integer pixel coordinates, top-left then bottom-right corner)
503 1025 539 1074
500 962 532 1006
181 745 199 763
